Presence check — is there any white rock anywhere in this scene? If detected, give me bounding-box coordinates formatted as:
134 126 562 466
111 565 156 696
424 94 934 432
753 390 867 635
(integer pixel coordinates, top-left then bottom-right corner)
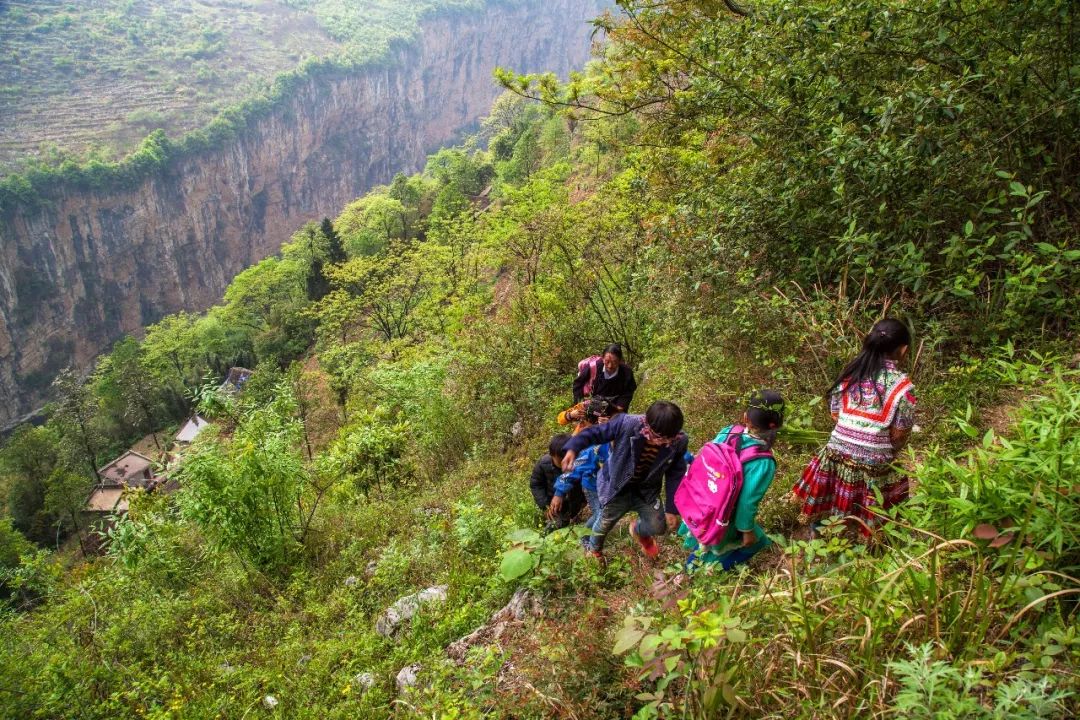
262 695 279 710
375 585 449 637
344 575 359 587
396 663 421 693
365 560 379 577
353 672 375 691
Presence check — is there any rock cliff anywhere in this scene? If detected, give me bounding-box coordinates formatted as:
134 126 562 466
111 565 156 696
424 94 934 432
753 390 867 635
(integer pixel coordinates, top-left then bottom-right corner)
0 0 608 426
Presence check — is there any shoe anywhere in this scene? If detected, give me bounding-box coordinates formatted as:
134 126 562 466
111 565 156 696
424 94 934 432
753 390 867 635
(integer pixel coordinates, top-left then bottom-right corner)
629 520 660 559
580 536 605 564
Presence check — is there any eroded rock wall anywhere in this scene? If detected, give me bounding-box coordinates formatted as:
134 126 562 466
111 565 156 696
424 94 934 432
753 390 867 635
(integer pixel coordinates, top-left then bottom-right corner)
0 0 607 425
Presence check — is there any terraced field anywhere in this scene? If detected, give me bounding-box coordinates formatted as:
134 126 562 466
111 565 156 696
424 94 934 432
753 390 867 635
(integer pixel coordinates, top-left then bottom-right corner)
0 0 484 173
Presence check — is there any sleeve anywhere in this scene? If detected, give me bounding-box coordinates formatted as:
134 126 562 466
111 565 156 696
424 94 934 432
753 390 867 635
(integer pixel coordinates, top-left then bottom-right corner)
614 366 637 411
829 386 843 416
529 458 552 509
732 456 776 533
892 382 917 431
571 362 590 403
557 402 581 427
663 435 690 514
554 446 599 497
566 414 625 455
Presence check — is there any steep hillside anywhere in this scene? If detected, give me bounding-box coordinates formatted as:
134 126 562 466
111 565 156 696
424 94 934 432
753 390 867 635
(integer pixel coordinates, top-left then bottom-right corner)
0 1 1076 718
0 0 607 426
0 0 519 171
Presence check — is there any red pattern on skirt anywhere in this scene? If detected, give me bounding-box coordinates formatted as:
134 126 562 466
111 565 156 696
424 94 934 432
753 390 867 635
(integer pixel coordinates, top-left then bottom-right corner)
792 448 909 535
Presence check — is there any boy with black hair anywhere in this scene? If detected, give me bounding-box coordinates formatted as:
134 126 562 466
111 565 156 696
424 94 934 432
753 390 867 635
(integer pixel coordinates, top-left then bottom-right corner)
562 400 689 560
529 434 585 531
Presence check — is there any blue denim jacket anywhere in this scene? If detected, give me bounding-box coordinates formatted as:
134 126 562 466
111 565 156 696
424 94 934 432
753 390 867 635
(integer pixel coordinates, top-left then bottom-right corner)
565 413 689 510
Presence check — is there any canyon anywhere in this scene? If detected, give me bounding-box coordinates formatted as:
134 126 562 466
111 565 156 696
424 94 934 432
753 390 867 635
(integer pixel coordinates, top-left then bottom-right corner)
0 0 607 427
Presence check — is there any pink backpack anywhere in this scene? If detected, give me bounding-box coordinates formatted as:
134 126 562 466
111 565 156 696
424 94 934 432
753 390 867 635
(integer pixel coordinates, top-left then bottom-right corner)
577 355 603 396
674 426 773 546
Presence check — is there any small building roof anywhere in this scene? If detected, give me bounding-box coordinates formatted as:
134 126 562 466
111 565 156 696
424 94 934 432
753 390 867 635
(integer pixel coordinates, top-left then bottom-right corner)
217 367 254 395
98 450 155 487
85 487 128 514
175 415 210 443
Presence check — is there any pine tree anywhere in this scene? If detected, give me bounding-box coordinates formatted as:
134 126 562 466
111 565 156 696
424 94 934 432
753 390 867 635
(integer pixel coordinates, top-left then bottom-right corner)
321 217 346 264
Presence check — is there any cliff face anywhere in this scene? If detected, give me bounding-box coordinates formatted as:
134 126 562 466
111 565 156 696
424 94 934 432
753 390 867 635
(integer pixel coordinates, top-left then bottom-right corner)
0 0 607 426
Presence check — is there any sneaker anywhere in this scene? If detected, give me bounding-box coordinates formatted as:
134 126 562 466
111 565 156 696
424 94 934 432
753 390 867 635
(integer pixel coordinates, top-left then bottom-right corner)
629 520 660 559
580 536 605 564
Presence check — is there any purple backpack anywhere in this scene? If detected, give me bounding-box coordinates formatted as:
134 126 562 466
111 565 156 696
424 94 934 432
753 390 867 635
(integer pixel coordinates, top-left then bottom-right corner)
674 426 773 546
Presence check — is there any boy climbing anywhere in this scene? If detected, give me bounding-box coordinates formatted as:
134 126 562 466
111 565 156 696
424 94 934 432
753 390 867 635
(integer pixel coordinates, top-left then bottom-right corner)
562 401 688 561
529 434 585 531
549 397 613 532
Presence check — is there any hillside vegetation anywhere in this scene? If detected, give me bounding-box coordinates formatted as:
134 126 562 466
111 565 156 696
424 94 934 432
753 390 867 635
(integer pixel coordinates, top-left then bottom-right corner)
1 1 1078 718
0 0 504 174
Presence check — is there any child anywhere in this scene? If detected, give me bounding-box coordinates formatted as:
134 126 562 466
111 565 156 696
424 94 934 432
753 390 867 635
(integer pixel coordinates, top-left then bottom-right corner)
562 401 689 561
792 318 916 535
679 390 785 571
529 434 585 530
549 398 612 531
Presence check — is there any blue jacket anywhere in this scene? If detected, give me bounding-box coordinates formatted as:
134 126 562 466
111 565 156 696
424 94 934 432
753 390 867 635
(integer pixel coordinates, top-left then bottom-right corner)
554 443 609 497
565 413 689 511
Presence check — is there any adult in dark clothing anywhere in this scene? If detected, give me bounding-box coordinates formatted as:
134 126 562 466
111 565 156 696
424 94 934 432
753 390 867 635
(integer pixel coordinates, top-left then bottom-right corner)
562 401 688 560
572 343 638 413
529 434 585 531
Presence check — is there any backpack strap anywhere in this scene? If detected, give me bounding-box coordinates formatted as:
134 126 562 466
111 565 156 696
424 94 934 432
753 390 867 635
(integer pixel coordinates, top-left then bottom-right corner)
725 424 774 464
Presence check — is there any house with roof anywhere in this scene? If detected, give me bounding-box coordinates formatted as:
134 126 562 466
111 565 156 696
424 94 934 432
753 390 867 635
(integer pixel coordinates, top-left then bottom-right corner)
83 450 159 517
217 367 254 396
175 415 210 444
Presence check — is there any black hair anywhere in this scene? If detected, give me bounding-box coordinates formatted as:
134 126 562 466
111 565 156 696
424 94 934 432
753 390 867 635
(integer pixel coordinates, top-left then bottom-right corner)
746 389 785 448
829 318 912 401
645 400 684 438
602 343 624 361
584 396 612 423
548 433 571 459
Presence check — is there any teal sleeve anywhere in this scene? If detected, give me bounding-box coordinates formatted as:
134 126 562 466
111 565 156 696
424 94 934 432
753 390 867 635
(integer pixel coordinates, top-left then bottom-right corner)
732 457 776 534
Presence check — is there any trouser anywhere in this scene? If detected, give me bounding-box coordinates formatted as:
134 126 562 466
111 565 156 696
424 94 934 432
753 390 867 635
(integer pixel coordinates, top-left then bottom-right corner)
586 486 666 552
583 487 602 532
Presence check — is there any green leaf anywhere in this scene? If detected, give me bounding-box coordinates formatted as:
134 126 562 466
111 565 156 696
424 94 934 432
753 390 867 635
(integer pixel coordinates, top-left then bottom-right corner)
1008 181 1027 196
613 627 646 655
507 528 541 544
499 548 536 581
726 627 747 643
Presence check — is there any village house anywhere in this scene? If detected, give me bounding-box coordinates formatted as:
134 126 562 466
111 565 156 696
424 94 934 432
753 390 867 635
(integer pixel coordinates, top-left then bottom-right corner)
83 450 159 517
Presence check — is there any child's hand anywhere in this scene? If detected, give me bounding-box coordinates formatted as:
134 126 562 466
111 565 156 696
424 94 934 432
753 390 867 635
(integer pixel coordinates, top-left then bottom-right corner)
548 496 563 516
741 530 757 548
561 451 577 472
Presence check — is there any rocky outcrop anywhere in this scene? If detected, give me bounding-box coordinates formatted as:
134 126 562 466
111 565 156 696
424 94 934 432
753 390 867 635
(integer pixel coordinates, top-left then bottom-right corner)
0 0 609 426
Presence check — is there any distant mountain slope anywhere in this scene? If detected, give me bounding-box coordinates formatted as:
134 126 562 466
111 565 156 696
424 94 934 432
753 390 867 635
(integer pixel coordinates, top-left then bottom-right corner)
0 0 512 173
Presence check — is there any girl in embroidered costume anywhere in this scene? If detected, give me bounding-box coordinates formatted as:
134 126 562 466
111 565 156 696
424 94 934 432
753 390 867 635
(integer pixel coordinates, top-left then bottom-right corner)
792 319 916 535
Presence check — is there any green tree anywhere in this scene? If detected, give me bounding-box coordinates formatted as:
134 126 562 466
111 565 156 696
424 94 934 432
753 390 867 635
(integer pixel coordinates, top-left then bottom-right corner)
43 468 92 556
50 369 103 482
93 337 165 450
0 425 62 544
320 217 346 264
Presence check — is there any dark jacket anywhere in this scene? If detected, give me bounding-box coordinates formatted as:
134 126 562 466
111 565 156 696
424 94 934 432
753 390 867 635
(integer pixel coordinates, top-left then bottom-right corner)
565 413 688 511
529 455 584 513
572 359 638 411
